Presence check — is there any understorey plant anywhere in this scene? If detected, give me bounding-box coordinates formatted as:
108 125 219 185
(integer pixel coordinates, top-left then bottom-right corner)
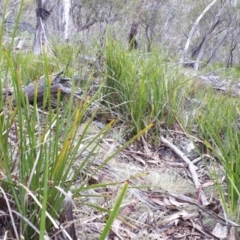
0 3 151 239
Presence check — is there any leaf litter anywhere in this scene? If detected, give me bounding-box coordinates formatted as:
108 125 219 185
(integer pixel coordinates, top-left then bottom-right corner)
72 122 240 239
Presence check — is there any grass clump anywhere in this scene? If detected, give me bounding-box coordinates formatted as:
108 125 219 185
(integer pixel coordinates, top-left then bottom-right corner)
104 41 188 135
193 89 240 218
0 62 92 239
0 10 140 238
0 54 135 238
0 35 149 239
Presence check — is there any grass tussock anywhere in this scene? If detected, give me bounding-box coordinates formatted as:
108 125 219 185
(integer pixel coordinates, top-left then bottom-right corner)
0 36 150 238
104 41 189 134
181 77 240 218
195 92 240 217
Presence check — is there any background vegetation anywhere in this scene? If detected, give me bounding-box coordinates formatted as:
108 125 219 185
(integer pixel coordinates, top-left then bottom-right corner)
1 0 240 239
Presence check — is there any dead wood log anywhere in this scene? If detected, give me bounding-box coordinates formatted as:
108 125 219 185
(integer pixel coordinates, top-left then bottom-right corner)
3 71 83 109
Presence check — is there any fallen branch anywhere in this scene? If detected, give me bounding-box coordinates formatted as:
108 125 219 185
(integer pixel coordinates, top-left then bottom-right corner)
160 136 209 206
3 71 83 108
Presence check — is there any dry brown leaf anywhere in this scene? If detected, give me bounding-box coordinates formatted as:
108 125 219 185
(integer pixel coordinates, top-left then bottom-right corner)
149 196 165 206
168 196 187 207
112 200 138 234
229 227 236 240
211 222 228 239
166 227 175 235
159 210 196 226
202 180 214 188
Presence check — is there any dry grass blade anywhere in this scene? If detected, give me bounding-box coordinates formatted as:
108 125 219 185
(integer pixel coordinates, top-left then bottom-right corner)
0 187 19 240
11 210 40 235
18 183 59 229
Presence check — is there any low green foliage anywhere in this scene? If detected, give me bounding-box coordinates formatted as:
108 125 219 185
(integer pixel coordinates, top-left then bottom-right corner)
13 52 56 82
0 9 143 238
104 37 240 220
196 92 240 217
104 40 187 134
0 51 137 238
0 51 93 238
0 28 150 240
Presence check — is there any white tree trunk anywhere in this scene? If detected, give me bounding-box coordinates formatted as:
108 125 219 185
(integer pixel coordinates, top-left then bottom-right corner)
56 0 71 41
63 0 70 40
230 0 238 7
180 0 218 65
194 2 227 70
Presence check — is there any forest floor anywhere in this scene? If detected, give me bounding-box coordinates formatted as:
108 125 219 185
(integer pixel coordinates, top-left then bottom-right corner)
71 69 240 240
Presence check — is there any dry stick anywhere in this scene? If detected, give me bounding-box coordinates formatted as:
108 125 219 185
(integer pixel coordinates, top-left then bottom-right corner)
160 136 209 206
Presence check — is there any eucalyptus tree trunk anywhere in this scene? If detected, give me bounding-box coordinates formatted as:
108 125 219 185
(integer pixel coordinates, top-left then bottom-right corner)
230 0 238 7
52 0 71 41
33 0 51 55
63 0 71 40
180 0 218 66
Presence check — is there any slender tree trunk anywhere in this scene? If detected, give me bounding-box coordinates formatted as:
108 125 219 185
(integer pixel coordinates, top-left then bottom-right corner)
227 40 236 68
128 22 138 50
180 0 218 64
207 27 231 65
33 0 51 55
56 0 71 40
63 0 70 41
194 19 221 70
193 1 227 70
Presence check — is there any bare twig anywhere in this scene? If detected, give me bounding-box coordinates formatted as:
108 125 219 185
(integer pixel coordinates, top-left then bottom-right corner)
160 136 209 206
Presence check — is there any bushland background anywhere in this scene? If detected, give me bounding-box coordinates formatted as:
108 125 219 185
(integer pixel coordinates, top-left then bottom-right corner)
1 0 240 239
